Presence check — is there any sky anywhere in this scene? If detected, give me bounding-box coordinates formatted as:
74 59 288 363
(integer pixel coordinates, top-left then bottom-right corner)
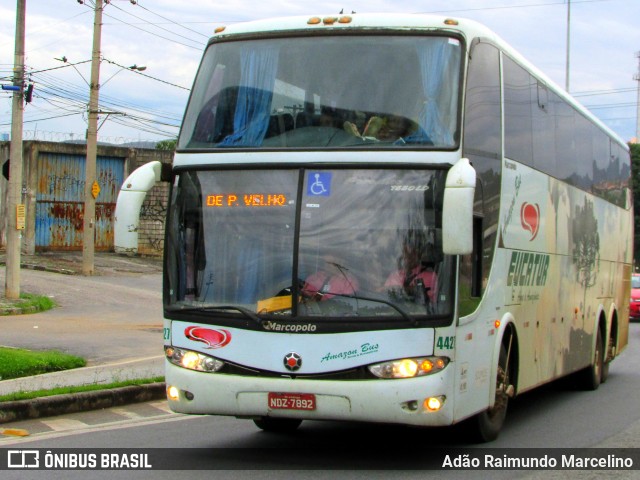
0 0 638 145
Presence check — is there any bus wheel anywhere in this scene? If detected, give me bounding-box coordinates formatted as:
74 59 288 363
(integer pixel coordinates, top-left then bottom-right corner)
577 327 604 391
601 333 615 384
253 417 302 433
470 342 512 443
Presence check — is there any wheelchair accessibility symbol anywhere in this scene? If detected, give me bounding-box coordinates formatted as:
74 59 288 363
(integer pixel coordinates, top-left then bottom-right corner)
307 172 331 197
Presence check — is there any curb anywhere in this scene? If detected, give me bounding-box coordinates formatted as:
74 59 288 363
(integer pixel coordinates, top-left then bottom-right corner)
0 305 42 316
0 261 76 276
21 263 76 275
0 382 166 424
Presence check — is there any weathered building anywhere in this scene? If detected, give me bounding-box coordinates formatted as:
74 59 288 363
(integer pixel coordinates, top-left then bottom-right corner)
0 141 172 256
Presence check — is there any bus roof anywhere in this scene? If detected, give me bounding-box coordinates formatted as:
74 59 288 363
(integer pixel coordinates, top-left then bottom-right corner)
209 13 627 150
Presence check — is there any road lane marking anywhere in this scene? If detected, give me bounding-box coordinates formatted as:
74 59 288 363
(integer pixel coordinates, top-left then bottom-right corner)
41 418 88 432
0 413 195 446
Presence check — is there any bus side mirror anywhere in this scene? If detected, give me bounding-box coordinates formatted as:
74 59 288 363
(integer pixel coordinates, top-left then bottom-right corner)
442 158 476 255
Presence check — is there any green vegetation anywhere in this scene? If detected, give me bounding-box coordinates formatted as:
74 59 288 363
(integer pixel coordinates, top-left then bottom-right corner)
16 293 56 312
0 293 56 315
0 347 85 381
155 138 177 151
0 377 165 402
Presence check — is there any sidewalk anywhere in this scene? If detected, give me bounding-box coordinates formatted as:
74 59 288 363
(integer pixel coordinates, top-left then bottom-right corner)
0 250 166 424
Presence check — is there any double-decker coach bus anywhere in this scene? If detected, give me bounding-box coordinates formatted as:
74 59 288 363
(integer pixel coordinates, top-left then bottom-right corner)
149 13 631 442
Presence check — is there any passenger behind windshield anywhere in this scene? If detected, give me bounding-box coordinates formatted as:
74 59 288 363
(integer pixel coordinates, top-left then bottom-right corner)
344 113 432 145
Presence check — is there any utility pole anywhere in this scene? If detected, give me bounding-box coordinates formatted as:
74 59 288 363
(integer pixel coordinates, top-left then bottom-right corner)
565 0 571 92
82 0 104 276
5 0 26 300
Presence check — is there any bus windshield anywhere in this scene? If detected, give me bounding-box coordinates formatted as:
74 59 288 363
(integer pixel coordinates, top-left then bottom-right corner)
165 169 454 325
178 35 462 150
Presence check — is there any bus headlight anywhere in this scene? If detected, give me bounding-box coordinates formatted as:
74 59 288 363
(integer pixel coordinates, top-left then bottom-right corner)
165 346 224 373
368 356 449 379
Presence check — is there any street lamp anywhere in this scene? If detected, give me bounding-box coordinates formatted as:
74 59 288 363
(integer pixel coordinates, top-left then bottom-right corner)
82 54 148 274
100 63 147 87
81 0 147 275
53 55 146 275
57 2 146 275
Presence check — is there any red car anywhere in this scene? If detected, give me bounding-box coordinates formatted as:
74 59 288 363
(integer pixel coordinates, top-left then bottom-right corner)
630 274 640 321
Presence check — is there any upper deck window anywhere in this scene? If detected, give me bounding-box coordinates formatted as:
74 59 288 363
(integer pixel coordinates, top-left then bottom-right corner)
178 35 462 150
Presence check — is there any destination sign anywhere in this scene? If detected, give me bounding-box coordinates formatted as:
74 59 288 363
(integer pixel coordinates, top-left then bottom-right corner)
206 193 288 207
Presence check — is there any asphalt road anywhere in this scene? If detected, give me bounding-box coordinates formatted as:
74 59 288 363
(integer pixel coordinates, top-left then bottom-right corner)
1 323 638 479
1 268 163 365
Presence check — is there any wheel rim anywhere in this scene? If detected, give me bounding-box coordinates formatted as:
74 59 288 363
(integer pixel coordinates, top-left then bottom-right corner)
488 363 508 420
594 332 602 380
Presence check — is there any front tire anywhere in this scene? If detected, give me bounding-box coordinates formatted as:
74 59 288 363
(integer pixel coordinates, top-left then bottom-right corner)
253 417 302 433
469 342 512 443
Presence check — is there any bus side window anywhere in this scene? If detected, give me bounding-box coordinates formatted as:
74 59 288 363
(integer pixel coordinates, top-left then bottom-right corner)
471 216 483 297
458 216 483 317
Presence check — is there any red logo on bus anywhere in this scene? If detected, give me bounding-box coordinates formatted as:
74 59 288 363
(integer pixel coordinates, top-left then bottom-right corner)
185 326 231 349
521 202 540 241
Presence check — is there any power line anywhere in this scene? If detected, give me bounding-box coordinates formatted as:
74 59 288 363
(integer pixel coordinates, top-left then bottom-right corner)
573 87 636 98
585 102 636 110
415 0 615 15
133 3 209 38
102 11 203 51
0 111 79 126
101 58 190 90
108 1 207 44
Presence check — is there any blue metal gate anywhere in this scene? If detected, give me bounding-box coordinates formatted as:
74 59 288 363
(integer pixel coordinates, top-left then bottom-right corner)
35 153 125 250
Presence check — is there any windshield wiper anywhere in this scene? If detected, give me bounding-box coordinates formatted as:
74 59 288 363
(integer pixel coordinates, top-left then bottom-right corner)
171 305 262 326
319 292 418 326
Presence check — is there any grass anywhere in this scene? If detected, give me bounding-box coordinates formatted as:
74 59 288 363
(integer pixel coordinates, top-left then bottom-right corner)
16 293 56 311
0 377 165 402
0 346 164 403
0 346 86 381
0 293 56 315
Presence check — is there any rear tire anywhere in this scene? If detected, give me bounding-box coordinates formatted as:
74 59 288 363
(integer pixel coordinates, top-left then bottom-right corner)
253 417 302 433
468 342 511 443
601 332 615 384
576 327 604 391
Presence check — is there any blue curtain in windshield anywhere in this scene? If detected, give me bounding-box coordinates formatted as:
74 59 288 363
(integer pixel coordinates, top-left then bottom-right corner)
219 45 279 147
415 39 457 146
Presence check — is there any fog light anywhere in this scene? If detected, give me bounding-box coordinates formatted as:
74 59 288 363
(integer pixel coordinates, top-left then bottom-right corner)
167 385 180 401
424 396 446 411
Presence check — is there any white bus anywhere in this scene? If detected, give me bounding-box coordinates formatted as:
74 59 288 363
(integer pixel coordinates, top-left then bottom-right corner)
155 13 632 442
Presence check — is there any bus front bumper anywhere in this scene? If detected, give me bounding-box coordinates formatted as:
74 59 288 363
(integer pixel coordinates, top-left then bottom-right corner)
165 360 455 427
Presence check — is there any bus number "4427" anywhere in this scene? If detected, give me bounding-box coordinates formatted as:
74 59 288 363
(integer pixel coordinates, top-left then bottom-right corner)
436 336 455 350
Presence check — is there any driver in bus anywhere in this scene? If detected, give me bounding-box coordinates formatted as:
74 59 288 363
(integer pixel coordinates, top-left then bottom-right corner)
383 234 438 306
301 253 360 301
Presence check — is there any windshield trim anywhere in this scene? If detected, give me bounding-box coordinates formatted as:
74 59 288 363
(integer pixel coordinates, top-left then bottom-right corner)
163 166 456 330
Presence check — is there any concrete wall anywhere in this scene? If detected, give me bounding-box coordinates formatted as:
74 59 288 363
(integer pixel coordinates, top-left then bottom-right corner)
0 141 172 256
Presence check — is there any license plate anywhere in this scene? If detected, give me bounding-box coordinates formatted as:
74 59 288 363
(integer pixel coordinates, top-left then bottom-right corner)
268 392 316 411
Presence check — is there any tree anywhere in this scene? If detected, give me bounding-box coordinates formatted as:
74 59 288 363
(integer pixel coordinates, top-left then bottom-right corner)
156 139 177 151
